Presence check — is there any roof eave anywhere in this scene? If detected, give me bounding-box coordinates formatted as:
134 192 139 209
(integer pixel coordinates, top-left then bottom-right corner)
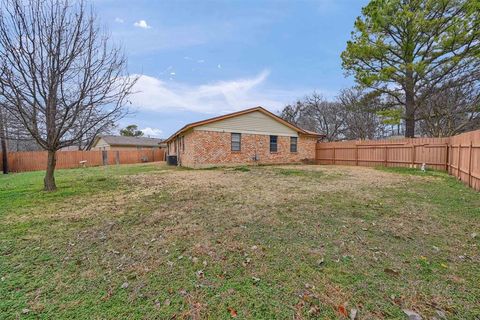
164 106 324 142
91 136 102 148
300 133 324 138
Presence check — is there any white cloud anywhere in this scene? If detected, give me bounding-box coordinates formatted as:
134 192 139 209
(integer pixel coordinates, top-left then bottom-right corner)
133 20 152 29
128 70 297 114
141 127 163 137
114 17 124 23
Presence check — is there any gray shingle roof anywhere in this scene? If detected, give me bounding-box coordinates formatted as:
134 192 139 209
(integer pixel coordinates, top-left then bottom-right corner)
99 135 164 147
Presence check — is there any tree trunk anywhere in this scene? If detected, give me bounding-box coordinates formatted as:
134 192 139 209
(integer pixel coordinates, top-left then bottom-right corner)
405 104 415 137
44 150 57 191
0 108 8 174
0 137 7 174
404 71 416 138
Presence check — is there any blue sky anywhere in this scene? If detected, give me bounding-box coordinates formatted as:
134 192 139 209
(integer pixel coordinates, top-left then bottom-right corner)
94 0 369 138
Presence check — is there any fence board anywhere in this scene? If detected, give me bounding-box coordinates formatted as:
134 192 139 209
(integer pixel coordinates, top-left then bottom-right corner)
448 130 480 191
316 129 480 191
0 149 165 173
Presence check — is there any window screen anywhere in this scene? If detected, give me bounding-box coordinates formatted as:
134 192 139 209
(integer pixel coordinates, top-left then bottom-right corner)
290 137 298 152
270 135 278 152
231 133 241 151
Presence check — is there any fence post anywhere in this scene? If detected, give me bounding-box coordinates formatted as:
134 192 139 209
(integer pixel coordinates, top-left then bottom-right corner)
457 144 461 178
411 145 415 168
102 150 108 166
355 144 358 166
468 142 473 187
332 147 335 165
445 144 449 172
384 146 388 167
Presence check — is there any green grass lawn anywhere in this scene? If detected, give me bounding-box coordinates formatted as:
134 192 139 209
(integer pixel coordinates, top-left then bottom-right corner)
1 163 479 319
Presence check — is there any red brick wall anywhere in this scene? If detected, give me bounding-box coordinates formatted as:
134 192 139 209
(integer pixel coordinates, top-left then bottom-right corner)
179 132 196 167
179 130 317 167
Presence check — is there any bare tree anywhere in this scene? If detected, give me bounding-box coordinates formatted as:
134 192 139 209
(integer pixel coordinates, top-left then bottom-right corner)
303 93 346 141
0 0 137 190
281 93 346 141
0 91 45 153
280 101 304 127
417 81 480 137
0 102 8 173
338 88 383 140
281 89 413 141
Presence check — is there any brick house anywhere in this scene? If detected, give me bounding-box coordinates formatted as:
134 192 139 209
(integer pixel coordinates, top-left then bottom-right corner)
165 107 322 167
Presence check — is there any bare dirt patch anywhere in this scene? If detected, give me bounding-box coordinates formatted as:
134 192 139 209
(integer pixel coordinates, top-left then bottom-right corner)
129 165 412 204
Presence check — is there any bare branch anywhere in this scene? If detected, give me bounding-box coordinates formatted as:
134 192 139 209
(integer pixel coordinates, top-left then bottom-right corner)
0 0 138 190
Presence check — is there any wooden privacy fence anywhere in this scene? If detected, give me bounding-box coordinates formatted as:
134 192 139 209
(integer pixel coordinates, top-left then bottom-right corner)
448 130 480 191
0 149 165 173
316 129 480 191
